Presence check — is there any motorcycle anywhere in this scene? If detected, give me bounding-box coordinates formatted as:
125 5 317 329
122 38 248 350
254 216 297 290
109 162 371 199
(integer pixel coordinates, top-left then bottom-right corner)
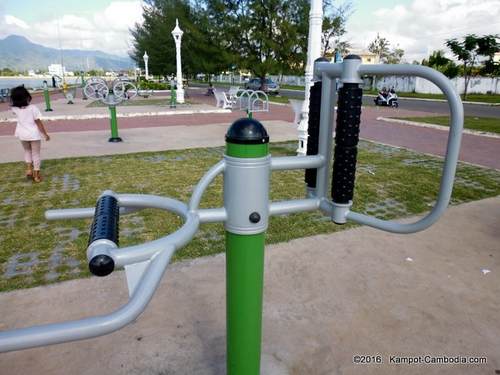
374 88 399 108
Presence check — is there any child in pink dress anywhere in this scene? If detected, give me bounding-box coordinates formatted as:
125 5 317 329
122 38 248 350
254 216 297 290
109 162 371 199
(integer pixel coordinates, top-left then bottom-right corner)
10 86 50 182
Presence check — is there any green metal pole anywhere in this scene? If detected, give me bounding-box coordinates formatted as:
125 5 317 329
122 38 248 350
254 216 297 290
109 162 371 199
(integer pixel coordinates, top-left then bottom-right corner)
43 86 53 112
225 127 269 375
170 85 177 108
81 74 87 100
108 105 122 142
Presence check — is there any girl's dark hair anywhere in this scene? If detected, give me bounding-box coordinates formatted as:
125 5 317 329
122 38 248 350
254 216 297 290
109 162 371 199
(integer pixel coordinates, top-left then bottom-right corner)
10 86 32 108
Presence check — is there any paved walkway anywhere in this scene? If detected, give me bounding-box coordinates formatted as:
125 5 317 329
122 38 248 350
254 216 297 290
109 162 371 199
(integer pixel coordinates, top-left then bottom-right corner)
0 120 297 162
0 197 499 375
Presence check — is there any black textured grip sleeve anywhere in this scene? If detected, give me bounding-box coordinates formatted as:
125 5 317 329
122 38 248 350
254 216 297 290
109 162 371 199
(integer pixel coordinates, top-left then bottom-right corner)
88 195 120 246
331 83 362 204
304 81 322 188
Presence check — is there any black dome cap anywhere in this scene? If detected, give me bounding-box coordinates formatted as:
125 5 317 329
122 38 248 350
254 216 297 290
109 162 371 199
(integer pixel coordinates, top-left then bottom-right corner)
226 118 269 145
344 54 361 60
315 57 329 63
89 254 115 277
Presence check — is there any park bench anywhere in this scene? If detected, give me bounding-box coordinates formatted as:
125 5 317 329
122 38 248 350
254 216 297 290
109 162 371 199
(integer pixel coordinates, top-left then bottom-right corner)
0 88 10 103
214 89 233 109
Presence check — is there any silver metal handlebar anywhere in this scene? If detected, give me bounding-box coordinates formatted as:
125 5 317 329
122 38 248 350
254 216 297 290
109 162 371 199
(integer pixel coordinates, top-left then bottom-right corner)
315 61 464 233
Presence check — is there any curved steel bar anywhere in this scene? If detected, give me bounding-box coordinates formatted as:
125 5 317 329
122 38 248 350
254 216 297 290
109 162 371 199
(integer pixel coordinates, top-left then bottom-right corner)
271 155 325 171
110 194 199 267
198 208 227 223
344 64 463 233
46 194 201 268
269 198 320 216
117 194 188 217
188 160 225 211
45 206 140 220
0 247 173 353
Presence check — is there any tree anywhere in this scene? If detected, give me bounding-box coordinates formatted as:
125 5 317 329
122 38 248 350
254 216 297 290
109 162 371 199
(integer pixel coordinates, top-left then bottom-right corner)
130 0 348 86
421 50 459 78
204 0 322 87
368 34 405 64
385 47 405 64
368 34 390 63
130 0 235 79
321 2 351 59
446 34 500 99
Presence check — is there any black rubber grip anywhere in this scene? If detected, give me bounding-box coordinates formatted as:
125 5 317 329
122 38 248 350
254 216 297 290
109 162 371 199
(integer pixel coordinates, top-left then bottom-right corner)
88 195 119 277
331 83 362 204
88 195 120 246
304 81 322 188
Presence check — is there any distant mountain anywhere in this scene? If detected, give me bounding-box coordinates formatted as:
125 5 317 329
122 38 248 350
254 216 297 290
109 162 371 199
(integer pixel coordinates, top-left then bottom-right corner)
0 35 133 71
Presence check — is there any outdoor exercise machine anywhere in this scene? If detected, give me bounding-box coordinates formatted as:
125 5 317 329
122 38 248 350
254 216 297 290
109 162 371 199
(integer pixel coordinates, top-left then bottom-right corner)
170 78 177 108
79 72 88 101
83 77 139 142
237 89 269 118
0 56 463 375
42 81 53 112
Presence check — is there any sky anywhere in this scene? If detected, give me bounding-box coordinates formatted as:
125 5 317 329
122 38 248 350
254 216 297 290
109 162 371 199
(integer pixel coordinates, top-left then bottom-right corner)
0 0 499 61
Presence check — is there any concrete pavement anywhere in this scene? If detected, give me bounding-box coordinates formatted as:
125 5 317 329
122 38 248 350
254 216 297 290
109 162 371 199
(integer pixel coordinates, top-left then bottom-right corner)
0 120 297 162
0 196 499 374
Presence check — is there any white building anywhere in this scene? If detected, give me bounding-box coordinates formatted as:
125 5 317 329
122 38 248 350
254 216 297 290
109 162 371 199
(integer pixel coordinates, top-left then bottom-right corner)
347 49 380 64
48 64 66 77
494 52 500 65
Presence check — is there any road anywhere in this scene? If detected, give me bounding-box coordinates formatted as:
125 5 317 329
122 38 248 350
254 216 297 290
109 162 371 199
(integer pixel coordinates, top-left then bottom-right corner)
279 88 500 118
192 83 500 118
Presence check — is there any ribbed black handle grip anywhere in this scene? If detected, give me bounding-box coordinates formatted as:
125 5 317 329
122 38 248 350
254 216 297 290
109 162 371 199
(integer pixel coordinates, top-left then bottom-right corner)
304 81 322 188
88 195 120 245
331 83 362 204
88 195 119 277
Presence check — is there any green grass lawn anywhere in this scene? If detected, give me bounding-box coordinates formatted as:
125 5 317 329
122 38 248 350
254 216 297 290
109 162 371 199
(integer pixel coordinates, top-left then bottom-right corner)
268 95 290 104
280 84 305 91
1 141 500 292
395 116 500 134
364 89 500 104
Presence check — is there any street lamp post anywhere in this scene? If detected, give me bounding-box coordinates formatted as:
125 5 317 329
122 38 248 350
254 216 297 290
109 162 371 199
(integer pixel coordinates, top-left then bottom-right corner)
143 51 149 81
171 19 185 104
297 0 323 155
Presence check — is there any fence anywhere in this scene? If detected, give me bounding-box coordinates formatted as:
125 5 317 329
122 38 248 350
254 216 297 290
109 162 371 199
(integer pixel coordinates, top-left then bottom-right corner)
211 73 499 95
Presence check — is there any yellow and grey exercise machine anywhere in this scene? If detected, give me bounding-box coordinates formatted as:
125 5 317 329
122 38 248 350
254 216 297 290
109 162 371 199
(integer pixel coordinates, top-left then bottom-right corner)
0 55 463 375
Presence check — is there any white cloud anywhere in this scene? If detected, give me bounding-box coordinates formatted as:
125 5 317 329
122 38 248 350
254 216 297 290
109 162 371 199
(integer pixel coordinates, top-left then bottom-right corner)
0 1 143 56
4 15 29 29
345 0 500 62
